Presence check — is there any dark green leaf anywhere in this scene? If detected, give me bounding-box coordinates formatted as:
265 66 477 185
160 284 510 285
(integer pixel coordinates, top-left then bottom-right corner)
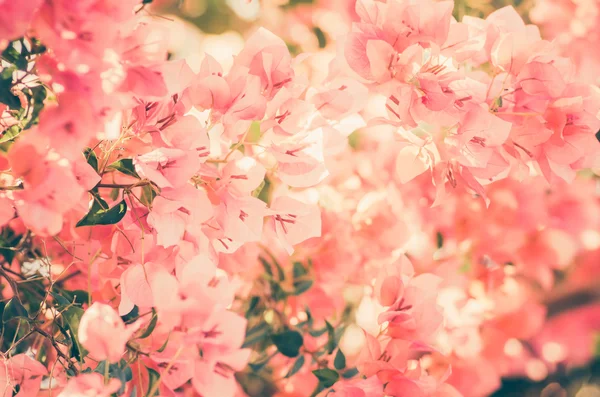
342 367 359 379
84 148 99 172
61 289 89 306
2 43 27 70
245 296 261 319
137 310 158 339
436 231 443 249
94 359 132 396
325 321 336 354
146 367 160 396
121 305 139 323
139 185 157 208
2 298 28 323
242 322 271 348
308 327 328 337
312 368 339 388
285 355 305 378
108 159 140 179
259 257 273 277
271 330 303 357
23 85 47 129
334 349 346 370
248 353 274 373
63 306 86 361
156 333 170 353
0 66 19 108
313 27 327 48
293 262 308 278
292 280 313 296
76 198 127 227
50 291 71 309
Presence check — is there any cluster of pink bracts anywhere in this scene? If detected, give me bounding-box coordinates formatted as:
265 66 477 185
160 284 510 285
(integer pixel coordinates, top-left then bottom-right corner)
0 0 599 396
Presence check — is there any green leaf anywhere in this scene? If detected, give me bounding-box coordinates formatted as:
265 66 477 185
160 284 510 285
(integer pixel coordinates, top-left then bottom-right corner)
76 197 127 227
0 228 21 264
271 330 303 358
146 367 160 397
156 333 170 353
248 121 262 143
63 306 86 361
94 359 132 396
259 257 273 277
285 355 305 378
248 352 275 372
325 321 336 354
84 148 99 172
139 185 157 208
0 66 19 108
348 130 361 150
257 177 271 203
49 291 71 309
137 310 158 339
251 179 267 199
121 305 139 323
61 289 89 306
2 43 28 70
436 231 443 249
23 85 47 129
342 367 359 379
0 126 20 144
108 159 140 179
312 368 339 388
313 27 327 48
242 322 271 348
292 280 313 296
2 298 28 323
334 349 346 370
494 96 503 109
245 296 261 319
109 188 120 201
293 262 308 278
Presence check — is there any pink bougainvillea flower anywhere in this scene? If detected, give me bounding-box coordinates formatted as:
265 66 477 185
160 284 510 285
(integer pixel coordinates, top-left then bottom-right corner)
57 373 121 397
134 148 202 188
0 354 47 397
79 302 143 362
235 28 294 98
268 195 322 254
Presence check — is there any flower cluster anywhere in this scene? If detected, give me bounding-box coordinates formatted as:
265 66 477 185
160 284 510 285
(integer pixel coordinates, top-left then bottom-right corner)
0 0 599 397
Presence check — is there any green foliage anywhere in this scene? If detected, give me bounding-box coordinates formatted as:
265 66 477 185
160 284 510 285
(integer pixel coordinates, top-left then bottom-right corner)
84 148 99 172
76 194 127 227
0 228 21 264
2 298 28 323
333 349 346 370
94 359 133 395
139 185 157 208
312 368 339 388
313 27 327 49
146 367 160 396
137 310 158 339
285 355 306 378
271 330 304 357
108 159 141 179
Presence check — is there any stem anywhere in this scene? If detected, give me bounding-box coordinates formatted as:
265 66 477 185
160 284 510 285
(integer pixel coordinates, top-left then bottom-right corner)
33 325 79 375
0 184 23 191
